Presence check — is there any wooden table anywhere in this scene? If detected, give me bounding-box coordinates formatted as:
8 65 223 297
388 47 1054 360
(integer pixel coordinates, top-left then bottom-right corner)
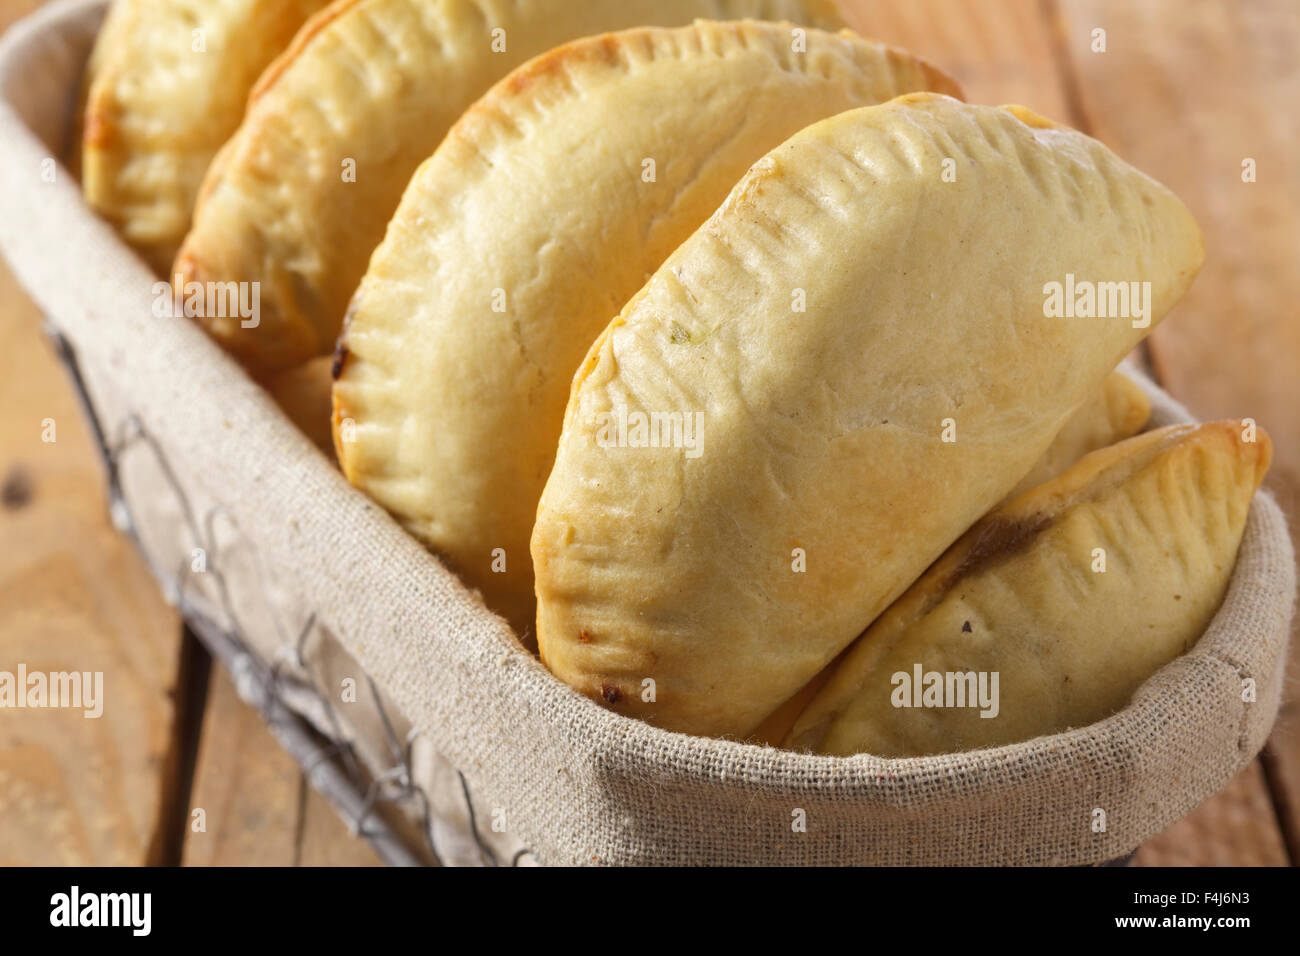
0 0 1294 866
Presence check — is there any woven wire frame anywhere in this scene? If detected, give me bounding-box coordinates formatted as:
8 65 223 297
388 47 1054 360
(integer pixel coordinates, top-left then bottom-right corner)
45 322 539 868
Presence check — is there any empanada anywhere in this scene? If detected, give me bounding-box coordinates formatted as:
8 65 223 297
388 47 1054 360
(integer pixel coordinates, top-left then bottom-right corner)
82 0 332 273
332 21 960 634
786 421 1272 756
1007 369 1150 500
171 0 847 375
533 94 1204 738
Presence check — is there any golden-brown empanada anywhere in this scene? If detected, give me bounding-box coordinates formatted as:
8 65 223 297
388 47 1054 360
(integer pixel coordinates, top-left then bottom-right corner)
532 94 1204 738
1007 369 1150 499
786 421 1272 756
171 0 847 375
332 21 960 634
82 0 332 273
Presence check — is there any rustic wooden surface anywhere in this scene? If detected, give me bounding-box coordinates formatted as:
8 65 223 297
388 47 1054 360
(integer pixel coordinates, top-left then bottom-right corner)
181 666 380 867
0 0 381 866
1054 0 1300 866
0 0 1294 866
0 253 183 865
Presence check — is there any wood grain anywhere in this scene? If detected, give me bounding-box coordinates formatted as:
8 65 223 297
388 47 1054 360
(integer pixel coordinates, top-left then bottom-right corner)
839 0 1075 122
181 666 300 866
181 664 384 866
0 255 183 864
1051 0 1300 865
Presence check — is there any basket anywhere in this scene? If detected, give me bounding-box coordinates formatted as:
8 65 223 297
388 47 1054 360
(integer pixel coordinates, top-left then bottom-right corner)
1 0 1293 866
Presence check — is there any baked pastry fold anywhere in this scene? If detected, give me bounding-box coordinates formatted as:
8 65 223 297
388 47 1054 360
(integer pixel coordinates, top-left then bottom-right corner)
333 20 960 634
749 366 1150 745
533 94 1204 738
786 421 1272 756
82 0 332 273
1006 369 1150 500
171 0 847 374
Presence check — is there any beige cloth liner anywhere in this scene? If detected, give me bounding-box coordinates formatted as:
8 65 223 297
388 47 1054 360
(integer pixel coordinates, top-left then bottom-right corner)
0 0 1293 866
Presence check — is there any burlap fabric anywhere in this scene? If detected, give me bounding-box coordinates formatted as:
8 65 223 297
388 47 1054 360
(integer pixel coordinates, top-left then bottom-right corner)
1 0 1294 866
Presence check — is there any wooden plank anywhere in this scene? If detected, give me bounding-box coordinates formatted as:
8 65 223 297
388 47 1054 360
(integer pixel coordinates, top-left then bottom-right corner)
181 663 384 865
0 255 183 864
0 0 374 867
838 0 1075 122
0 0 189 860
1135 760 1288 866
1054 0 1300 865
181 665 301 865
0 2 203 867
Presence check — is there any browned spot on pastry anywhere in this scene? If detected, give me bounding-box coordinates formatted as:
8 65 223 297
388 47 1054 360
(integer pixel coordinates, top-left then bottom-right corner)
249 0 366 104
999 103 1060 130
502 33 621 98
82 109 114 150
601 684 623 704
331 340 350 380
571 318 622 396
171 250 202 297
944 513 1053 590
